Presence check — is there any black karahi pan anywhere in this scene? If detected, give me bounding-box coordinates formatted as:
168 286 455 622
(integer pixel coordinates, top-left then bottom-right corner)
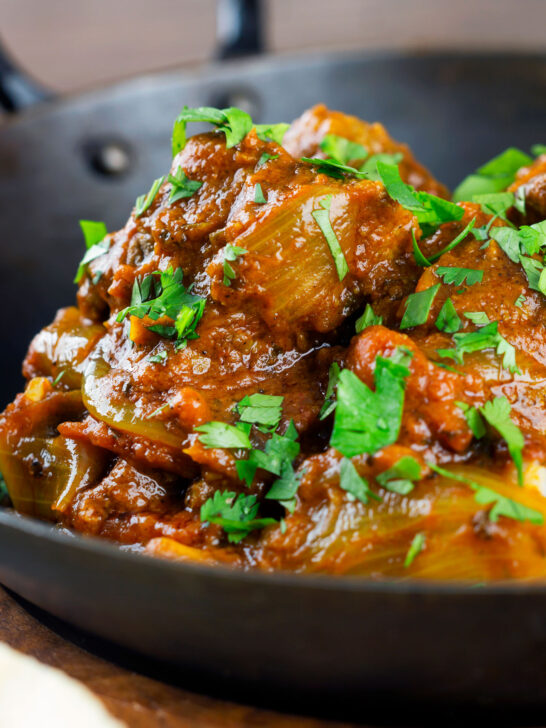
0 0 546 718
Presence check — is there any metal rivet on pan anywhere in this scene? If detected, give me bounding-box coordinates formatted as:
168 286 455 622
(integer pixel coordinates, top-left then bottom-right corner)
82 138 132 177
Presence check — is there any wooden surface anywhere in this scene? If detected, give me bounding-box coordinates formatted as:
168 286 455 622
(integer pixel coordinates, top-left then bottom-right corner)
1 0 545 93
0 585 356 727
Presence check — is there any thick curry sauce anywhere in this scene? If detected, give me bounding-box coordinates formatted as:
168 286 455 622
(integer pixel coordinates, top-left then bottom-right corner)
1 105 545 580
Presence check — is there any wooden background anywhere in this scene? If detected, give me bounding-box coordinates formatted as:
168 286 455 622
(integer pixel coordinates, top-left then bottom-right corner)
1 0 545 94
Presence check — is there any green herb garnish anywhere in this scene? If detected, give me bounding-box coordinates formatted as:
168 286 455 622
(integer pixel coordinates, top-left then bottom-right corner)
168 166 202 203
223 244 248 286
435 267 483 286
435 298 461 333
404 532 425 568
311 194 349 281
330 348 412 457
74 220 109 284
171 106 253 156
236 393 283 431
200 491 276 543
257 152 279 168
453 148 532 202
135 176 165 218
339 458 381 504
376 455 422 495
319 134 368 165
480 396 524 486
412 218 476 267
319 362 341 420
400 284 440 329
195 422 252 450
254 183 267 204
456 401 486 439
436 321 519 374
254 123 290 145
464 312 490 325
355 304 383 332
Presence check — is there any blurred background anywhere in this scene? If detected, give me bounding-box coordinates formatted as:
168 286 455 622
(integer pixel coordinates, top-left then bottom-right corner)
1 0 545 94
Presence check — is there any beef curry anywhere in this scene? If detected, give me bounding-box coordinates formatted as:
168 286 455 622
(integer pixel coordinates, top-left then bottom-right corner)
1 105 545 579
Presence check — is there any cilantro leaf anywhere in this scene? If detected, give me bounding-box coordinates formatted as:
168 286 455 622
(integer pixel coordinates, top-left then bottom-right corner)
116 267 206 346
519 255 545 293
376 161 463 233
254 123 289 145
359 152 403 181
339 458 381 504
74 220 109 283
463 312 490 325
473 191 515 222
254 183 267 204
148 350 168 364
135 176 165 218
437 321 519 374
319 362 341 420
330 348 412 457
453 148 532 202
456 401 486 439
171 106 253 156
195 422 252 450
223 244 248 286
489 227 521 263
236 393 283 431
265 460 303 511
400 284 440 329
404 532 425 568
200 490 276 543
376 455 422 495
355 304 383 332
480 396 524 486
168 166 203 203
428 464 541 525
435 267 483 286
257 152 279 168
236 422 300 486
302 156 366 180
435 298 461 333
412 217 477 267
319 134 368 165
515 293 525 308
311 195 349 281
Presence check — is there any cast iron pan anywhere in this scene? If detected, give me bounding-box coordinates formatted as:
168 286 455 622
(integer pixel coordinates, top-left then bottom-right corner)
0 0 546 717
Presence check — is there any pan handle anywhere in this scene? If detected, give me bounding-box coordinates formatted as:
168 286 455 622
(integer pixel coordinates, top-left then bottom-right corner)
216 0 264 59
0 38 51 113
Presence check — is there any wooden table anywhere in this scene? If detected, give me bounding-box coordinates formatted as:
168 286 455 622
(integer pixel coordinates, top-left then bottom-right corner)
0 585 357 727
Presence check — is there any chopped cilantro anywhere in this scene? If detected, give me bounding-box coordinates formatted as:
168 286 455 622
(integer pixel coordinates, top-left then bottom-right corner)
116 267 206 347
237 421 300 488
319 134 368 165
302 156 367 180
404 532 425 568
532 144 546 156
319 362 341 420
200 490 276 543
171 106 253 156
514 293 526 308
376 160 463 235
254 123 289 145
355 304 383 332
265 460 303 512
223 244 248 286
435 267 483 286
254 183 267 204
168 166 203 203
412 218 477 267
52 370 65 387
456 401 486 439
135 176 165 218
236 393 283 431
330 348 412 457
435 298 461 333
376 455 422 495
473 192 515 222
74 220 109 283
436 321 519 374
311 195 349 281
400 284 440 329
428 464 541 524
463 311 490 325
339 458 381 504
359 152 403 181
453 148 532 202
480 396 524 486
519 255 544 293
195 422 251 450
148 350 168 364
257 152 279 168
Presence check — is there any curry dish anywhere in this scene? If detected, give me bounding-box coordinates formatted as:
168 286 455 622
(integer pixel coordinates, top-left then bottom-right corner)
1 105 546 579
